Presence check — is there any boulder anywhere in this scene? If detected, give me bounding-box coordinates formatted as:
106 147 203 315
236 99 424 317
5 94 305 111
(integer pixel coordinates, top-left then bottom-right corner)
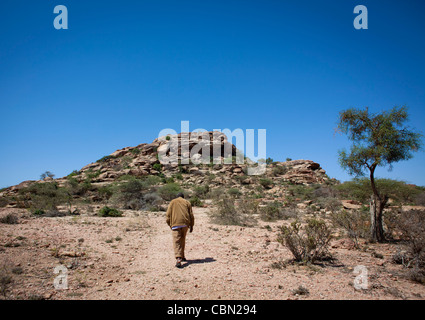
341 200 362 210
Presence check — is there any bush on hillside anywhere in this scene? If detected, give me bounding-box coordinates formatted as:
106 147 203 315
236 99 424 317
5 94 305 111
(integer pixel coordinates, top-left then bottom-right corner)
98 206 123 217
158 183 182 201
394 209 425 284
330 209 369 248
277 218 332 264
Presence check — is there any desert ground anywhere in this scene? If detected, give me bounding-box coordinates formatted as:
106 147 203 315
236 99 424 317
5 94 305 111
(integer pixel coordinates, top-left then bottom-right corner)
0 206 424 300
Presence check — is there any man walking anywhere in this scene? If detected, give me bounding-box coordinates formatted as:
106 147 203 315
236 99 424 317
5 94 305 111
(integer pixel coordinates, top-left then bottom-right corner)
166 192 194 268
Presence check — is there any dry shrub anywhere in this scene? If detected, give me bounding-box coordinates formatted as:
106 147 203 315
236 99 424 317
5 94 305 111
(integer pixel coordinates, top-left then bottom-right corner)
211 197 255 227
259 201 297 222
278 218 332 264
0 213 18 224
330 209 369 248
395 210 425 284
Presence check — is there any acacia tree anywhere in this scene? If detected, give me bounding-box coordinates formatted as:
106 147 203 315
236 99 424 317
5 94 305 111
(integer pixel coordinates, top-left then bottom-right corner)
337 106 423 242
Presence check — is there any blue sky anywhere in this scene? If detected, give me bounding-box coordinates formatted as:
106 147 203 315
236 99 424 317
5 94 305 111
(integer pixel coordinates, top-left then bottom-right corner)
1 0 424 188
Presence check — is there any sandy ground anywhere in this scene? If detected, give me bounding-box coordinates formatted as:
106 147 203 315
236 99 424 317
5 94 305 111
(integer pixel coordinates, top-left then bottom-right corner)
0 207 424 300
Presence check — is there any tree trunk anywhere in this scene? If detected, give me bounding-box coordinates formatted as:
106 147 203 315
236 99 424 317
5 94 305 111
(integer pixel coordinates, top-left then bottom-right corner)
370 195 378 242
369 167 386 243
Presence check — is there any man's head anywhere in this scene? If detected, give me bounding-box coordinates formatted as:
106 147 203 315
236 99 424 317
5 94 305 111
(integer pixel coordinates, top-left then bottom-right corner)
176 192 185 199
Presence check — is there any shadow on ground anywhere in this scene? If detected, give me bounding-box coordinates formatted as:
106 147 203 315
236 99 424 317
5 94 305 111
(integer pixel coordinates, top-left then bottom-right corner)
181 257 216 268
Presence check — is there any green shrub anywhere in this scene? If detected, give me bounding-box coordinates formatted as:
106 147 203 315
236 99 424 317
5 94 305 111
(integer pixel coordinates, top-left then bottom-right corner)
0 197 9 208
97 155 116 163
228 188 242 198
190 196 203 207
277 218 332 263
335 178 420 205
144 175 162 186
259 178 274 189
152 163 163 172
193 185 210 198
272 166 287 176
158 183 182 201
0 213 19 224
98 206 123 217
97 185 114 201
165 136 171 141
66 177 91 196
260 202 296 221
287 185 317 201
174 173 184 180
40 171 55 180
260 202 282 221
32 209 46 216
211 198 252 226
20 182 69 214
85 169 101 181
67 170 79 178
111 179 153 210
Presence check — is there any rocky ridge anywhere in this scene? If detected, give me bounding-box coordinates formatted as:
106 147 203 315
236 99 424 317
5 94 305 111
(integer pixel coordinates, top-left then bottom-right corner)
1 132 332 201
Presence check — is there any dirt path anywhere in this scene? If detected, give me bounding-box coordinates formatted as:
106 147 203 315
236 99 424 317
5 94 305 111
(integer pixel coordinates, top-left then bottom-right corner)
1 207 424 300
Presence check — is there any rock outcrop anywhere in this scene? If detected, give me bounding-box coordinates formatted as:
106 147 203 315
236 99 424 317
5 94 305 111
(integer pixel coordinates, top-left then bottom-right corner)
0 132 332 201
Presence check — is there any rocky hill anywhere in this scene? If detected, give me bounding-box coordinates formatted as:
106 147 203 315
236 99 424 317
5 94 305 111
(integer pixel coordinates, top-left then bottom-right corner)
1 132 333 208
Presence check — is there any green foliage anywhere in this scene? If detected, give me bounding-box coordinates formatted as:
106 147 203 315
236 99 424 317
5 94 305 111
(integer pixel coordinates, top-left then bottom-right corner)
152 163 163 172
67 170 79 178
97 185 114 201
120 156 132 169
165 135 171 141
85 169 101 181
66 177 91 196
259 178 274 189
336 178 421 205
174 173 183 180
227 188 242 198
130 148 140 155
98 206 123 217
286 158 293 162
211 197 252 226
260 201 282 221
337 106 423 243
163 177 175 184
20 182 68 214
337 106 423 177
144 175 162 186
272 165 287 176
286 184 318 202
189 196 203 207
40 171 55 180
277 218 332 263
97 155 117 163
193 185 210 199
158 183 182 201
266 157 274 165
32 209 46 216
0 213 18 224
259 201 296 221
112 179 152 209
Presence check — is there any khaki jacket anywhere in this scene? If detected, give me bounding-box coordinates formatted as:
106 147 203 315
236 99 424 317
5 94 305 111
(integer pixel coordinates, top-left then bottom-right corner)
166 197 194 229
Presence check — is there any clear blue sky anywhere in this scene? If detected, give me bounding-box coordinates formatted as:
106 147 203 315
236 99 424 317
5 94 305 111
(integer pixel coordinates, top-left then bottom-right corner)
1 0 424 188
